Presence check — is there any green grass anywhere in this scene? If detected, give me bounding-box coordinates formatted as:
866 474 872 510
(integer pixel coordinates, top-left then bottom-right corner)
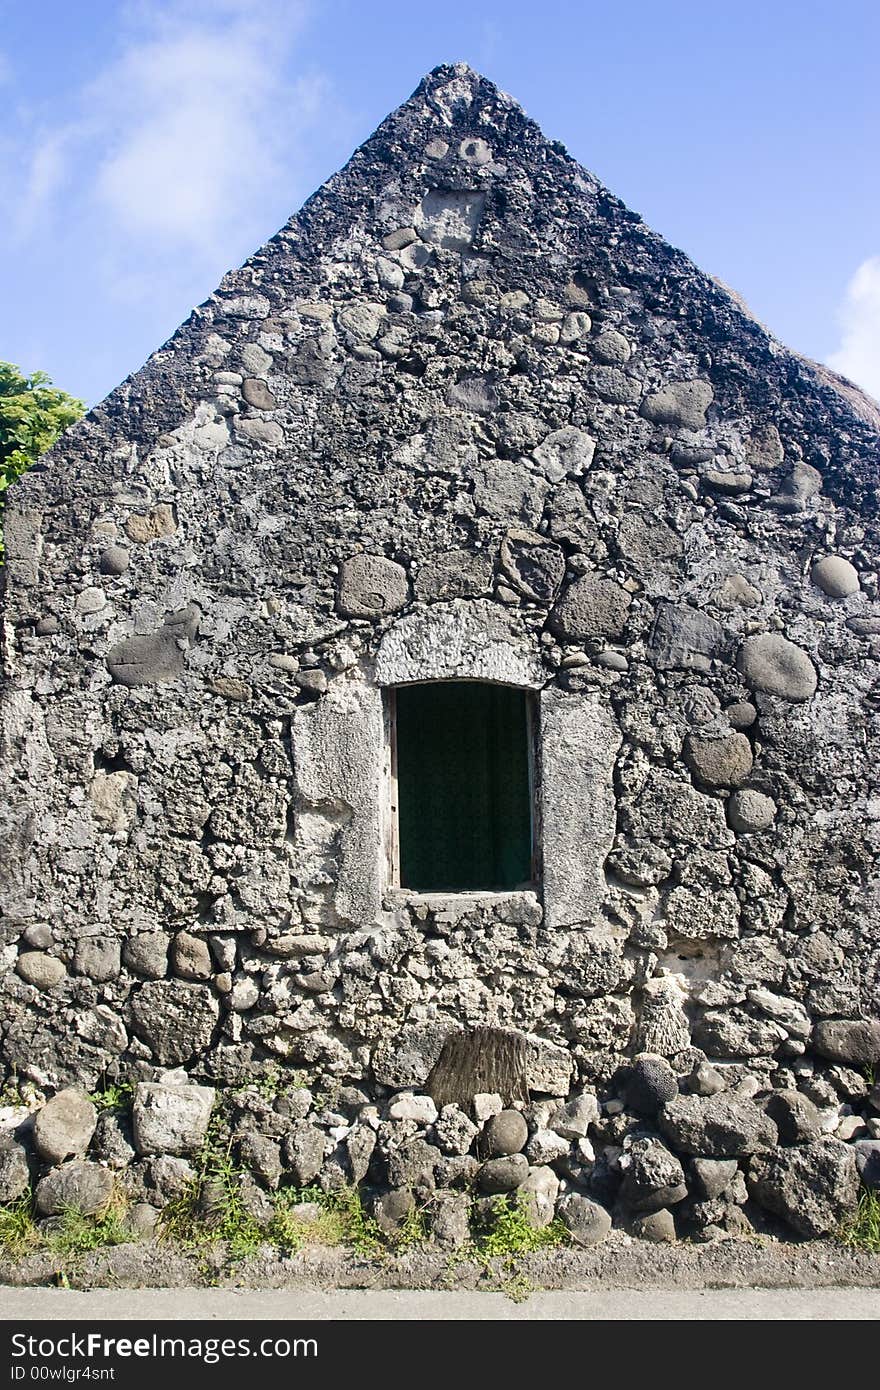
474 1194 569 1259
45 1201 130 1256
0 1195 41 1259
470 1195 570 1301
0 1191 129 1263
839 1188 880 1253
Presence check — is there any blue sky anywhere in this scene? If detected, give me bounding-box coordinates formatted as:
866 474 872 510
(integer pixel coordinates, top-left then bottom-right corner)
2 0 878 406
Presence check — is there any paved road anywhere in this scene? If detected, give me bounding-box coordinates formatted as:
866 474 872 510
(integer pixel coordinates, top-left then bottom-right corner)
2 1287 878 1320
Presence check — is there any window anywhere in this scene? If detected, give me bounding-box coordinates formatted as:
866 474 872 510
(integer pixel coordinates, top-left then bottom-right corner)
387 681 536 894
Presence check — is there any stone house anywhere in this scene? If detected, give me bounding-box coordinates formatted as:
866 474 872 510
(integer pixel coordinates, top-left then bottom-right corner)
1 65 879 1238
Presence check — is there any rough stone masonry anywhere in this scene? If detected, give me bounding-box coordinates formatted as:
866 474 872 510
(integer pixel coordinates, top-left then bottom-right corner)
1 64 879 1245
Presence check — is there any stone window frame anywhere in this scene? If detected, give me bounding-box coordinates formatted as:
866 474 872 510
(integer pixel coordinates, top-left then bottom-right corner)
292 602 620 931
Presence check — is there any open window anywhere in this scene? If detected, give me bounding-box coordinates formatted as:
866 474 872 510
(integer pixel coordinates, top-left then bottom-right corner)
386 681 537 894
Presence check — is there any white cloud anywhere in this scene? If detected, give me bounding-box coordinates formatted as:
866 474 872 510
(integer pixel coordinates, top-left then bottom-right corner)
10 0 327 256
826 256 880 401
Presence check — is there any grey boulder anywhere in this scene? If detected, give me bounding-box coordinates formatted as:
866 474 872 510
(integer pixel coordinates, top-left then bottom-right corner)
35 1161 115 1217
556 1193 612 1246
659 1093 777 1157
131 1080 215 1157
747 1140 859 1238
33 1089 98 1165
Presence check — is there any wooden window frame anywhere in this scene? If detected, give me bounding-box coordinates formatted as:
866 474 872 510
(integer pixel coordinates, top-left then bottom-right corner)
383 680 541 895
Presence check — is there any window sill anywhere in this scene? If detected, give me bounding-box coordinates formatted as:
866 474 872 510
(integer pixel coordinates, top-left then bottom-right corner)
383 886 541 916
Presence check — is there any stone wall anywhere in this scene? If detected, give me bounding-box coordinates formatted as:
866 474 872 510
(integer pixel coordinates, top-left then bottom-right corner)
1 64 879 1241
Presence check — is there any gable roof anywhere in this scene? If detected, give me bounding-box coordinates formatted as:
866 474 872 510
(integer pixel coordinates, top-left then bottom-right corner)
15 63 880 524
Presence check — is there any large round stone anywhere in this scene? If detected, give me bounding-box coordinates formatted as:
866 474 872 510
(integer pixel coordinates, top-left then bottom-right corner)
684 732 753 787
556 1193 612 1246
483 1109 529 1157
336 554 409 618
728 788 777 833
35 1161 115 1217
737 633 817 702
99 546 130 576
548 571 631 642
478 1153 529 1192
16 952 66 990
811 555 860 599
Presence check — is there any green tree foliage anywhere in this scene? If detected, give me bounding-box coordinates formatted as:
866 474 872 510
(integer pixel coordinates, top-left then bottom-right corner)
0 360 84 558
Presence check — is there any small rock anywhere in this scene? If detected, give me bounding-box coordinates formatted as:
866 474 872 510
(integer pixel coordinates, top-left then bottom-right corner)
124 504 176 544
556 1193 612 1247
548 571 631 642
33 1089 98 1165
499 529 565 602
813 1019 880 1066
171 932 213 981
690 1157 740 1201
73 937 121 982
630 1208 677 1243
148 1155 195 1201
764 1089 822 1145
473 1093 503 1123
520 1165 560 1228
433 1104 479 1156
386 1137 438 1190
388 1093 438 1125
525 1129 571 1165
726 700 757 729
811 555 859 599
620 1137 687 1212
640 379 713 431
125 1203 160 1239
690 1063 726 1097
239 1132 283 1189
129 979 219 1067
91 1112 136 1170
35 1161 115 1217
122 932 169 979
16 952 66 990
242 379 277 410
336 554 409 618
99 546 129 576
431 1193 471 1247
728 789 776 834
854 1140 880 1189
549 1092 600 1138
283 1122 326 1185
684 732 753 788
373 1188 414 1234
483 1109 529 1156
0 1141 31 1202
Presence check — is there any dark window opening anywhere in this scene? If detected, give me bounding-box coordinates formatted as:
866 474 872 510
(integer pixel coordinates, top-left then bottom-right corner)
391 681 535 893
